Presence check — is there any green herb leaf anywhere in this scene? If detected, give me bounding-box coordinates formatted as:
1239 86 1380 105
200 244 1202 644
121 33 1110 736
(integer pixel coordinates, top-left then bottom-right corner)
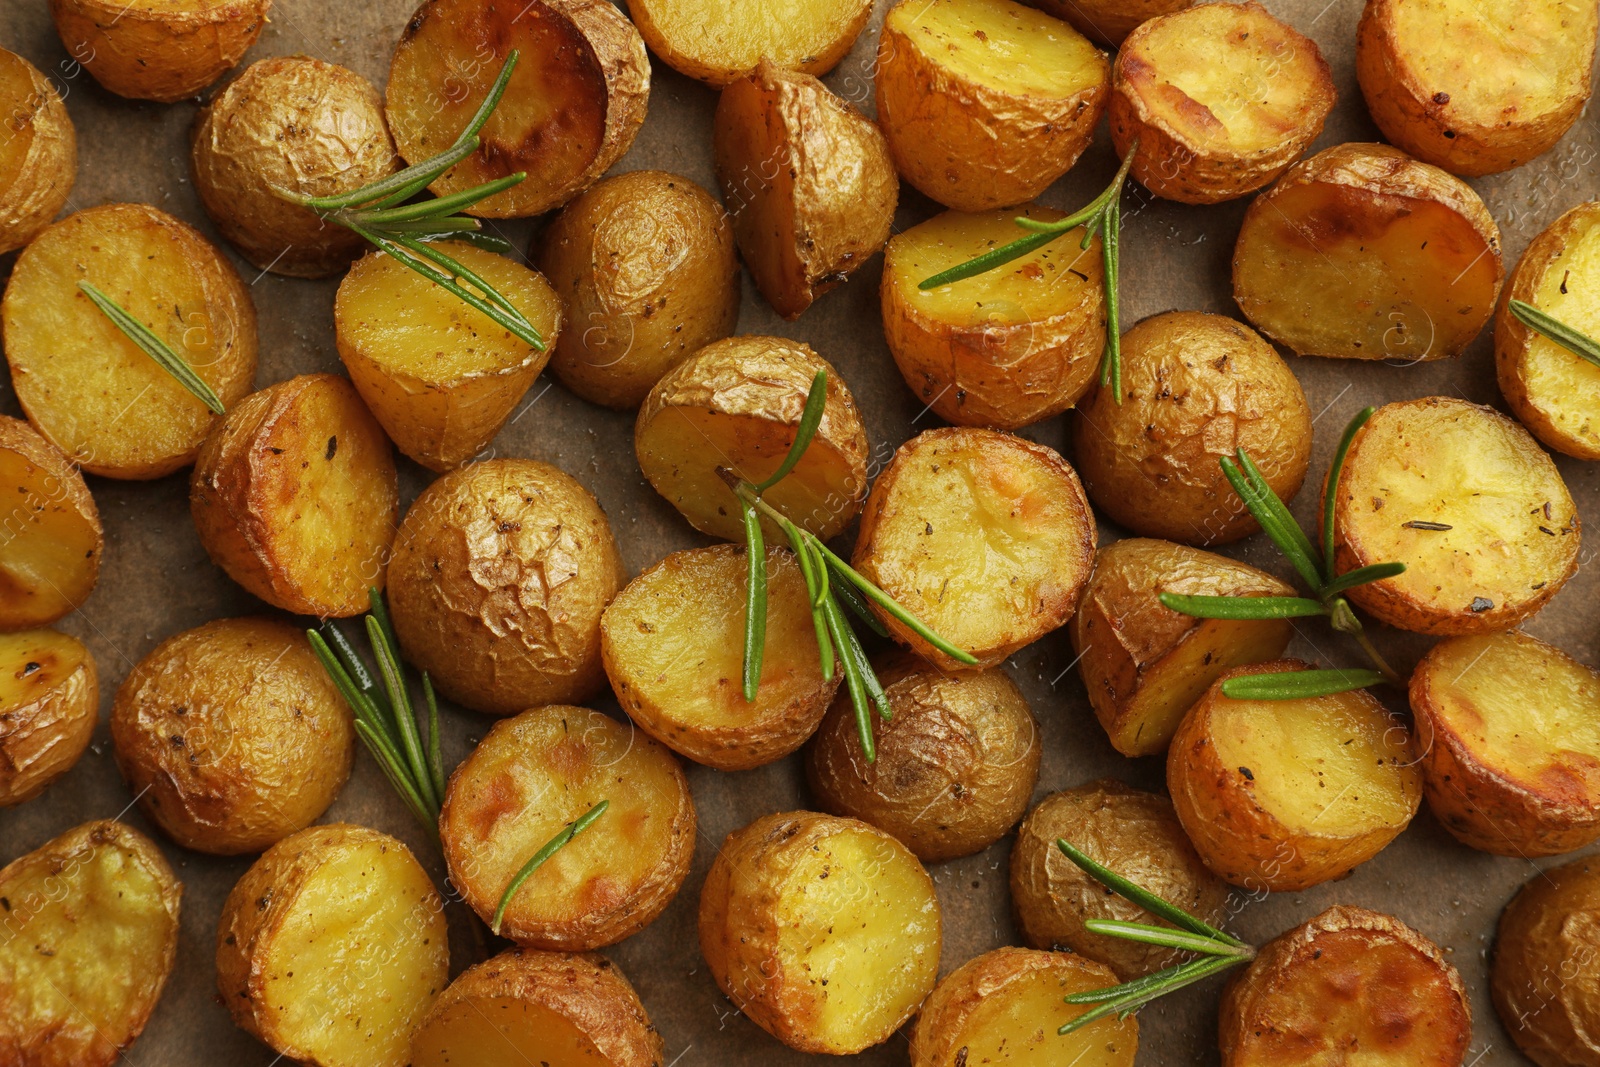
1220 668 1386 700
741 502 768 702
77 282 226 415
1056 839 1244 947
824 598 875 763
784 523 836 681
1322 407 1375 577
1082 919 1252 958
1221 452 1324 591
1158 593 1328 620
1510 298 1600 370
755 369 828 492
825 560 891 638
1058 954 1244 1036
1320 561 1407 598
492 799 608 935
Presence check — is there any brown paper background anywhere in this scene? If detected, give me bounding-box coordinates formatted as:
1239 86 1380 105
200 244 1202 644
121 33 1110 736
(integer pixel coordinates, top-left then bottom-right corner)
1 0 1597 1063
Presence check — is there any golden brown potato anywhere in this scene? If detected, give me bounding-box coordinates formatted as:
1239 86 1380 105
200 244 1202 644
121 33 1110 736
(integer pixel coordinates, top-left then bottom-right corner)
1168 661 1422 892
1220 905 1472 1066
386 0 649 219
881 206 1104 430
3 203 258 480
191 373 398 619
625 0 872 86
1357 0 1598 177
714 60 897 319
1410 631 1600 858
1071 539 1295 758
440 706 695 949
1330 396 1580 635
602 545 839 771
635 335 870 542
336 242 562 471
217 824 448 1067
1009 779 1229 979
411 948 663 1067
1072 311 1312 545
538 170 739 410
111 616 354 855
0 628 96 806
1022 0 1194 47
192 56 399 278
0 820 181 1067
852 427 1096 671
699 811 941 1054
1493 857 1600 1067
50 0 270 102
1496 200 1600 459
1233 142 1503 361
0 416 102 631
387 459 622 715
0 48 75 255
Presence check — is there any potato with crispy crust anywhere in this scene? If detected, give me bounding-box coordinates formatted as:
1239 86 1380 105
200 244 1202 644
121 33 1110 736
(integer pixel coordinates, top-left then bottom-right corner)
1329 396 1580 635
191 374 398 619
51 0 270 102
1410 631 1600 858
441 706 695 950
1022 0 1193 47
387 0 649 219
1233 142 1503 361
0 820 181 1067
1073 312 1312 545
699 811 941 1054
715 60 897 319
0 417 101 631
0 628 96 806
0 48 75 255
625 0 871 86
1493 857 1600 1067
806 654 1040 861
852 427 1096 671
1220 905 1472 1066
1357 0 1597 177
217 824 447 1067
411 948 663 1067
876 0 1108 213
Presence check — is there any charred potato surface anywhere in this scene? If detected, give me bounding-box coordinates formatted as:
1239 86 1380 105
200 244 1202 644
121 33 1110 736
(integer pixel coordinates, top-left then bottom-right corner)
0 48 75 255
1022 0 1193 47
625 0 872 86
0 628 96 806
0 416 102 631
1493 857 1600 1067
50 0 271 102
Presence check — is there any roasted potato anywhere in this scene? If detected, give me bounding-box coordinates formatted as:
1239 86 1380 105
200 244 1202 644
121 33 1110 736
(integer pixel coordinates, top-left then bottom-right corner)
112 616 354 855
192 56 399 278
1073 311 1312 545
1496 200 1600 460
1329 396 1580 635
440 705 695 949
698 810 941 1054
1357 0 1598 177
1022 0 1193 47
1232 142 1503 361
2 203 258 480
1168 661 1423 892
875 0 1108 213
1071 539 1296 758
387 459 622 715
336 241 562 471
1009 779 1229 979
602 545 839 771
0 48 75 255
386 0 649 219
538 169 739 410
635 336 869 542
0 628 95 806
217 824 448 1067
191 373 398 619
1220 905 1472 1066
0 820 181 1067
50 0 270 102
411 948 663 1067
881 206 1104 430
1492 857 1600 1067
852 427 1096 671
1410 631 1600 858
625 0 872 87
714 60 897 319
0 416 102 630
805 654 1039 862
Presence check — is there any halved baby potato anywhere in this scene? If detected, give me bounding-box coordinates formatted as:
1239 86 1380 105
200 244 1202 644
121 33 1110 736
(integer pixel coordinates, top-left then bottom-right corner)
0 48 75 255
1492 857 1600 1067
51 0 271 102
627 0 871 86
0 416 102 630
1024 0 1194 47
1329 396 1580 635
1233 142 1503 361
0 628 96 807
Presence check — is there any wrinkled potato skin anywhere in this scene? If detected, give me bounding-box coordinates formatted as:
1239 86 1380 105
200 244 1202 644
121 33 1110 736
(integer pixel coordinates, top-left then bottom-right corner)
1009 780 1229 980
1022 0 1193 46
0 629 96 806
625 0 872 87
51 0 270 102
0 417 102 630
0 49 75 255
1493 858 1600 1067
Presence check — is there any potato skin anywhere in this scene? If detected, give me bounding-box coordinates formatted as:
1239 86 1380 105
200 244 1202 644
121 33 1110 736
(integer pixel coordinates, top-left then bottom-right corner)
51 0 270 102
0 48 75 255
0 629 96 806
1022 0 1193 47
1493 857 1600 1067
0 416 102 631
625 0 872 87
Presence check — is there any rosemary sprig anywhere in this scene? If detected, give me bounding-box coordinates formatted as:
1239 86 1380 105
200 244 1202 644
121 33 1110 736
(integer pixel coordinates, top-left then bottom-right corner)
918 142 1139 402
76 282 226 414
1220 667 1387 701
1509 299 1600 369
492 799 608 935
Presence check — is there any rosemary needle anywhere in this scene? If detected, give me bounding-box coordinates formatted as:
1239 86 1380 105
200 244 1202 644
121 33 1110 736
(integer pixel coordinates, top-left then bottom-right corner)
493 800 609 935
76 282 226 415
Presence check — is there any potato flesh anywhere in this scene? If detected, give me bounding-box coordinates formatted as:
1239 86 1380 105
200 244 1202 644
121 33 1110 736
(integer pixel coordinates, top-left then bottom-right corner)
905 0 1105 99
1118 618 1290 755
939 964 1135 1065
0 629 85 709
412 998 600 1066
631 0 868 81
1522 210 1600 448
0 446 99 626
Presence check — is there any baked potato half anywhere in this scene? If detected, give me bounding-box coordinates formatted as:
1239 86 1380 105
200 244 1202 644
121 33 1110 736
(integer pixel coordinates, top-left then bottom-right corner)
699 811 941 1054
1232 142 1503 361
625 0 872 86
805 654 1040 861
0 48 75 255
876 0 1108 213
191 373 399 619
0 416 102 631
852 427 1096 671
714 60 897 319
440 706 695 949
2 202 258 480
1493 857 1600 1067
1022 0 1193 47
50 0 270 102
386 0 649 219
1329 396 1580 635
0 628 96 806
